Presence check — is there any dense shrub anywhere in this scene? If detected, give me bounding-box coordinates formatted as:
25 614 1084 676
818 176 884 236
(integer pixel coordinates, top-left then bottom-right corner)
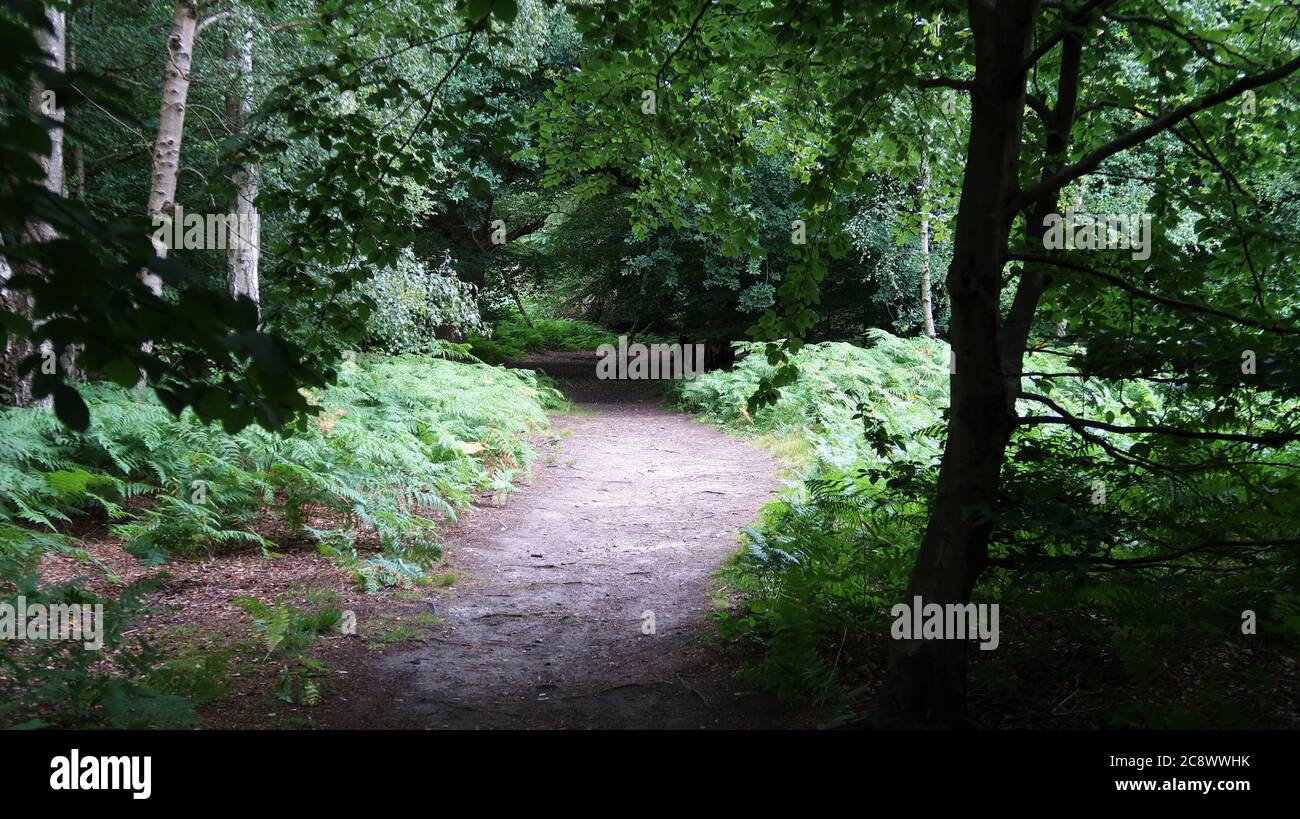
361 249 488 355
673 332 949 470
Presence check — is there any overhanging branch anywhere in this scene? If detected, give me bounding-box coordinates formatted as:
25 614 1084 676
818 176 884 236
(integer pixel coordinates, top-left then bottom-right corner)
1013 52 1300 211
1019 391 1300 445
1006 252 1298 334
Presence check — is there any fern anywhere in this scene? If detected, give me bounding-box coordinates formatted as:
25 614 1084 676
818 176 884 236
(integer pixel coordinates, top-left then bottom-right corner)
0 353 553 585
232 596 342 657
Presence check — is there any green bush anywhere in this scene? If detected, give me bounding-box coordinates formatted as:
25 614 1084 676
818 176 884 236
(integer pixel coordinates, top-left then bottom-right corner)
720 466 926 705
361 249 487 355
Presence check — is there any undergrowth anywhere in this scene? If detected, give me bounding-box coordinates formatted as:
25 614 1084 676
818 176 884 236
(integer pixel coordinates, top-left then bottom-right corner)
680 331 1299 726
673 331 949 471
676 333 947 705
1 350 557 583
467 314 619 364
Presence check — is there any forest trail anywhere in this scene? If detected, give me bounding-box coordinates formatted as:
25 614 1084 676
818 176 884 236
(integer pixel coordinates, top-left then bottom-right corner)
322 351 798 728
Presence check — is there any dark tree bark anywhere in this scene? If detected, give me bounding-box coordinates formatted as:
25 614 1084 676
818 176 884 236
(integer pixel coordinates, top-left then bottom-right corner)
873 0 1041 728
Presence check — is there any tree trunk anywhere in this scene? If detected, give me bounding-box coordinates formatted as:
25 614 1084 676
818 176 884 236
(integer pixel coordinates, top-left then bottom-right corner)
60 14 82 380
1001 31 1083 370
144 0 199 297
224 3 260 317
873 0 1040 728
918 149 936 339
27 7 64 221
2 3 66 406
67 19 86 202
0 236 34 406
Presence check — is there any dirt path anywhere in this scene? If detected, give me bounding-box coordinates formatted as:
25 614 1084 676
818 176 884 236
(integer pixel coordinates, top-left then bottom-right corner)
323 352 803 729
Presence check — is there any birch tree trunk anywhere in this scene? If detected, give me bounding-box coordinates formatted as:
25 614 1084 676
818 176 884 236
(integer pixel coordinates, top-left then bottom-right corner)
27 6 64 225
224 3 260 316
143 0 199 297
0 236 32 406
918 150 936 339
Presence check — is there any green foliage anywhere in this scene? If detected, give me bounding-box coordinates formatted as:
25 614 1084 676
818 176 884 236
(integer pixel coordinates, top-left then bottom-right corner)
682 332 943 703
843 192 951 336
0 1 329 433
674 331 949 471
5 0 1299 731
0 348 560 726
274 656 331 708
232 596 341 657
245 0 542 368
0 577 199 729
467 313 618 364
0 353 558 583
361 250 487 355
147 643 232 706
687 333 1299 724
720 467 925 705
230 595 339 708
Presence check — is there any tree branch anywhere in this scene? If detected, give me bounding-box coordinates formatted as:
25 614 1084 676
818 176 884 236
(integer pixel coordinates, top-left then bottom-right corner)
1020 0 1117 72
1006 252 1298 334
993 538 1300 571
1013 52 1300 210
1019 391 1300 445
913 76 972 90
196 11 232 36
656 1 713 86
